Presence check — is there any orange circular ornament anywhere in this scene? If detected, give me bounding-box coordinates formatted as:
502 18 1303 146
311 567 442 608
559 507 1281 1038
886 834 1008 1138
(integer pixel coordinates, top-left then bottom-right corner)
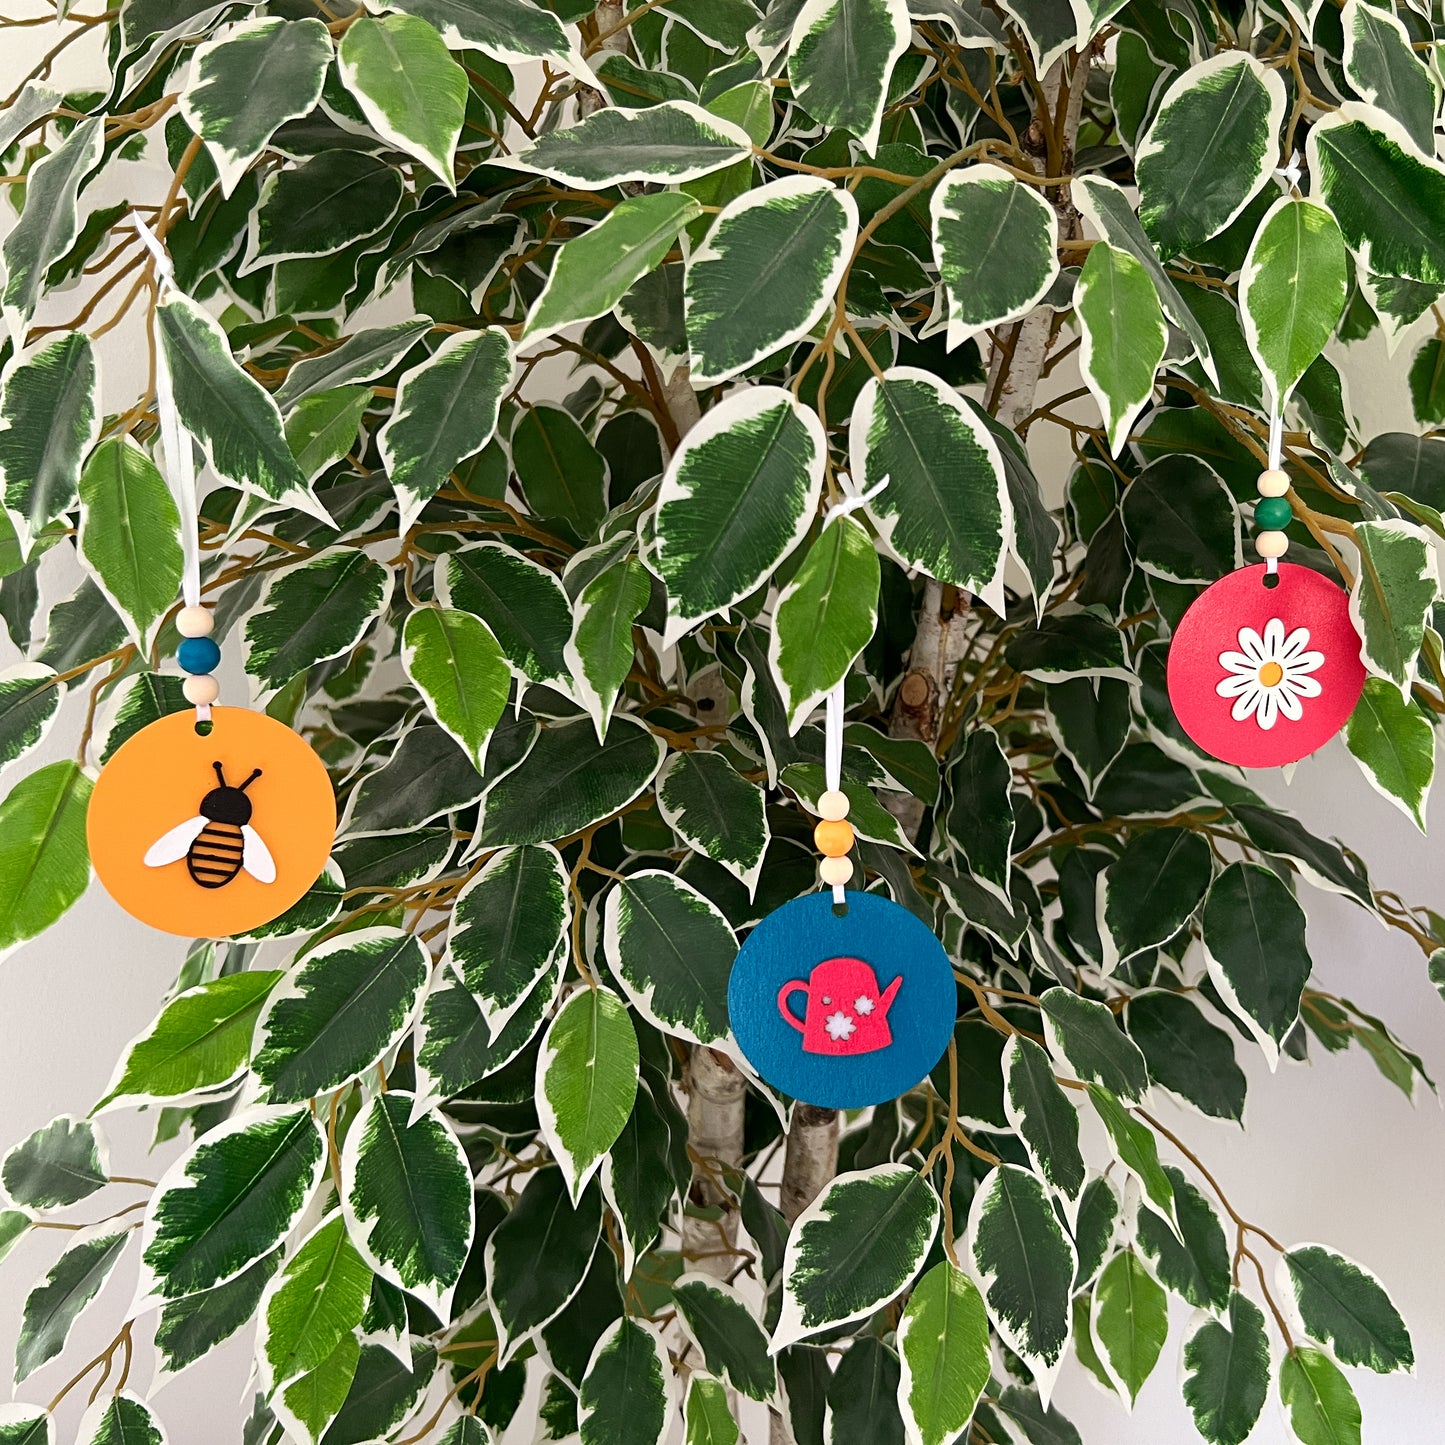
88 706 336 937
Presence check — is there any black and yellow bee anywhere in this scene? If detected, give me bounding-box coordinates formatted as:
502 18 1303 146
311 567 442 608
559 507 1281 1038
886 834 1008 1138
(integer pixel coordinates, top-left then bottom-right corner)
144 762 276 889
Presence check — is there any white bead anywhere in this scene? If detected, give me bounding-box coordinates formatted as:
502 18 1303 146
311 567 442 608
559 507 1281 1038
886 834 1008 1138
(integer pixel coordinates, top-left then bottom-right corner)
1256 469 1289 498
818 788 850 821
176 605 214 637
182 674 220 705
1254 531 1289 559
819 856 853 886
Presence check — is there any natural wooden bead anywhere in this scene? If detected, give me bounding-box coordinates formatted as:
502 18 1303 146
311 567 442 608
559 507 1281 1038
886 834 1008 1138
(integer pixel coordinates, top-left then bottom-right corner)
814 818 855 857
182 674 220 705
1254 531 1289 559
176 605 214 637
819 855 853 886
1256 469 1290 497
818 788 850 820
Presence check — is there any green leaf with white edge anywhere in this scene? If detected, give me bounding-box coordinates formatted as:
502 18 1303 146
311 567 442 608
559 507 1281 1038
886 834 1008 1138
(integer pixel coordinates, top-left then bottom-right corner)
1099 826 1213 972
477 714 663 848
1002 1036 1086 1202
384 0 585 73
1342 0 1438 157
788 0 910 152
601 1069 681 1281
965 1163 1075 1404
76 436 183 651
1350 519 1439 696
929 163 1059 350
16 1228 128 1381
1226 803 1372 910
138 1105 326 1302
0 333 98 556
379 328 513 533
1040 987 1149 1103
96 970 283 1112
775 1164 940 1351
402 605 510 770
486 1166 602 1360
0 760 91 962
685 1375 738 1445
1202 861 1312 1068
650 385 825 645
673 1272 776 1401
338 14 467 187
566 555 651 742
252 927 428 1103
2 1113 105 1209
156 295 325 519
1279 1244 1413 1373
1240 198 1348 409
602 870 737 1049
656 750 769 895
1074 1174 1121 1291
1345 677 1434 830
340 1090 472 1318
1007 611 1132 683
523 192 701 344
685 176 857 385
259 1211 372 1393
153 1249 281 1380
1307 105 1445 286
1280 1347 1363 1445
1074 175 1218 383
1136 53 1285 258
341 721 485 836
537 985 639 1204
0 1405 50 1445
179 17 332 196
825 1336 902 1445
579 1318 673 1445
274 1333 359 1445
1086 1085 1177 1233
896 1260 991 1445
1076 241 1166 456
1136 1165 1232 1313
244 546 391 692
1126 992 1247 1124
1182 1293 1270 1445
1121 455 1241 584
73 1396 166 1445
512 404 607 540
498 100 752 188
0 82 61 156
782 763 917 854
284 387 369 482
1091 1250 1169 1408
769 516 880 733
438 542 571 685
275 320 429 411
1044 676 1129 797
850 367 1011 611
0 664 62 778
945 724 1013 903
445 843 568 1038
0 116 103 338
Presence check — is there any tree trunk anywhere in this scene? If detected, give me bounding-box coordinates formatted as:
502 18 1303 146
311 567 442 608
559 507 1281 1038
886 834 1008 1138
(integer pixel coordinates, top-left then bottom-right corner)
682 1045 747 1280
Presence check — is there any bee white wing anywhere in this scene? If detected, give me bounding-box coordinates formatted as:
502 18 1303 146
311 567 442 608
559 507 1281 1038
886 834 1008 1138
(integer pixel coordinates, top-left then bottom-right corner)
242 826 276 884
144 817 207 868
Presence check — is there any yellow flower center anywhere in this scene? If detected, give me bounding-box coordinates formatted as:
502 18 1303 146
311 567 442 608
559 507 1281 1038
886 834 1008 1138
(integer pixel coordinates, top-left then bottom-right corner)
1258 661 1284 687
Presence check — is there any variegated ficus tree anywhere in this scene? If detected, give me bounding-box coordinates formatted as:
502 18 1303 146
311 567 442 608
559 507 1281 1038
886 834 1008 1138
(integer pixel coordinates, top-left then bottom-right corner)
0 0 1441 1441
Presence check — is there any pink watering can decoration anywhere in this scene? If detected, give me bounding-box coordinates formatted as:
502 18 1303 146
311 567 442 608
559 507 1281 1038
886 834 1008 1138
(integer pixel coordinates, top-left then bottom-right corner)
777 956 902 1057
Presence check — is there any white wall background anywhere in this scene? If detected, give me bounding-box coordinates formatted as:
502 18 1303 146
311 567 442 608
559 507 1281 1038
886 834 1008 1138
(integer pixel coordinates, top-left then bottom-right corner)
2 16 1443 1442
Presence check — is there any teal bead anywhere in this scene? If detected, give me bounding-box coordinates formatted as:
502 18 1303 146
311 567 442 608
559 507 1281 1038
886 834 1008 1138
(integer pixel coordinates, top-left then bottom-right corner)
1254 496 1292 531
177 636 221 674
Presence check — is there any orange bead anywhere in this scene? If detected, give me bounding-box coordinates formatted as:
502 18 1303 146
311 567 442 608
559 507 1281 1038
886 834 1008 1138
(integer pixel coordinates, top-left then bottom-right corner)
814 818 855 857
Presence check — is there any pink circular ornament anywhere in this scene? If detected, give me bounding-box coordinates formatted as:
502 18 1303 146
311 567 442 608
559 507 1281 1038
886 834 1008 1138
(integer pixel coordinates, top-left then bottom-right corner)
1167 563 1365 769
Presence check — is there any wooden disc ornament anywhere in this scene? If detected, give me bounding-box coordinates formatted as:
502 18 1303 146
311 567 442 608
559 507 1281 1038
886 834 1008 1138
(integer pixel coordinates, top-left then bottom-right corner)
1168 465 1366 771
727 685 955 1108
89 705 336 938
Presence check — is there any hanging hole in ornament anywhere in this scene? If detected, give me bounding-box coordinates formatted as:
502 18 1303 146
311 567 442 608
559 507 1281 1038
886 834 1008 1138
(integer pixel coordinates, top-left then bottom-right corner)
1262 571 1280 590
194 717 214 737
832 899 849 918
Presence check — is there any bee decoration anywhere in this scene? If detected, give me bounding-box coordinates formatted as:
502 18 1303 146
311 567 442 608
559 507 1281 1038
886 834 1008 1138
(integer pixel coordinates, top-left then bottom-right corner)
144 761 277 890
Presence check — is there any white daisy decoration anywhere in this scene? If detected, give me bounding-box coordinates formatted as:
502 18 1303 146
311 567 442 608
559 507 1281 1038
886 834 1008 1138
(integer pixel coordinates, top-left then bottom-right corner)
1215 617 1324 730
854 995 874 1016
825 1010 855 1041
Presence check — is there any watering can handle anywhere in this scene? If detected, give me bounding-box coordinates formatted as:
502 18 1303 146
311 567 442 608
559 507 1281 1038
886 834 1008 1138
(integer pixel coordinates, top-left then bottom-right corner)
777 982 809 1032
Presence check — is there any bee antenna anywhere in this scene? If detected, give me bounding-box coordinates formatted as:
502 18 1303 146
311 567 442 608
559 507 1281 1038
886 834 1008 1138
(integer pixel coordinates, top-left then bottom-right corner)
239 768 262 792
212 761 227 786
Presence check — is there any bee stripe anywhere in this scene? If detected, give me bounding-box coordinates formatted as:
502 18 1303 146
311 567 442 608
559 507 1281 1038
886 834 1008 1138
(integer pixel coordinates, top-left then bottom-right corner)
190 823 246 889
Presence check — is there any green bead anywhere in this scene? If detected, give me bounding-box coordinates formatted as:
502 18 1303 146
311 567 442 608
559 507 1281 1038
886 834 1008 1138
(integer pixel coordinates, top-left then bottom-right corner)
1254 496 1292 530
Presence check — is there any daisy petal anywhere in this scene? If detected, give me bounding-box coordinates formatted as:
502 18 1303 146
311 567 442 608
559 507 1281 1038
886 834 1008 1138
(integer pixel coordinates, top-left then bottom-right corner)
1232 687 1263 722
1217 673 1258 698
1263 617 1286 654
1279 627 1313 662
1290 650 1326 675
1256 688 1280 729
1275 687 1304 721
1284 673 1322 699
1218 651 1260 676
1237 627 1268 662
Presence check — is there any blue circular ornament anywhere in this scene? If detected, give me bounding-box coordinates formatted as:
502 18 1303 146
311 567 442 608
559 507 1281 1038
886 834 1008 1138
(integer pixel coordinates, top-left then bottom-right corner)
728 889 956 1109
177 636 222 674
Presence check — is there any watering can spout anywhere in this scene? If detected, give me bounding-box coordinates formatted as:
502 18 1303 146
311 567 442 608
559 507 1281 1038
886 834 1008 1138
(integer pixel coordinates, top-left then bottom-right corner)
878 975 903 1016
